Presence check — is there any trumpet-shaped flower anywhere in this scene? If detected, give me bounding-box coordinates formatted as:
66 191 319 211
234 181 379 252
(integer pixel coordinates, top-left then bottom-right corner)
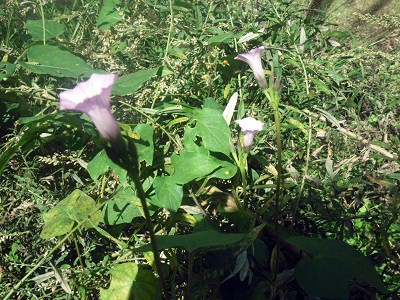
235 117 264 149
60 73 125 153
235 46 267 89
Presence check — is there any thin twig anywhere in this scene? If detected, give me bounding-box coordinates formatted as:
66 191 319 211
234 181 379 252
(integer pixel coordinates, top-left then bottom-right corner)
189 189 218 229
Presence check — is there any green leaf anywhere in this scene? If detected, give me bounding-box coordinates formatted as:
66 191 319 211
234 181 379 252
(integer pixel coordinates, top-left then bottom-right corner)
87 149 128 186
113 68 159 96
103 188 142 225
171 150 237 184
41 190 102 239
208 158 237 179
310 77 332 95
24 19 64 40
171 151 221 184
133 124 154 165
87 150 110 183
131 269 160 300
153 176 183 212
0 62 16 80
209 32 234 47
134 230 246 252
287 236 387 299
19 45 98 78
97 0 122 30
100 263 138 300
100 263 159 300
192 108 231 156
387 172 400 180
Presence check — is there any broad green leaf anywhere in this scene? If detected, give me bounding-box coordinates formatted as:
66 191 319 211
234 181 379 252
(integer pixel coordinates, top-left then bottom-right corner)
134 230 246 252
287 236 387 299
133 124 154 165
153 176 183 212
0 62 16 80
24 19 64 40
209 158 237 179
183 126 209 155
170 151 221 184
131 269 160 300
97 0 122 30
119 123 154 165
41 190 102 239
171 150 237 184
100 263 138 300
103 188 142 225
87 149 128 186
100 263 159 300
19 45 98 78
209 32 234 47
192 108 231 156
113 68 159 96
87 150 110 183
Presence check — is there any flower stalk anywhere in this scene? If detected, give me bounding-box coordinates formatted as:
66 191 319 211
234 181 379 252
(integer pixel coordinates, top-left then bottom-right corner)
59 74 167 295
235 117 264 208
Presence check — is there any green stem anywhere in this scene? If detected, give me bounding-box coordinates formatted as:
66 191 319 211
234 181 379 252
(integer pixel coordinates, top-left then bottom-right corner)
163 0 174 65
38 0 46 45
272 106 282 282
107 141 168 295
239 154 248 209
73 233 85 269
128 168 168 295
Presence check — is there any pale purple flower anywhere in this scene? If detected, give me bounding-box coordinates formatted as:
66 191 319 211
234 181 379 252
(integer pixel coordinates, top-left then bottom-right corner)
60 73 125 153
235 117 264 149
235 46 267 89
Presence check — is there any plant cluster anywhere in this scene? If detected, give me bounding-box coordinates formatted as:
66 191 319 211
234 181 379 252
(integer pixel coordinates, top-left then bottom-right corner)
0 0 399 299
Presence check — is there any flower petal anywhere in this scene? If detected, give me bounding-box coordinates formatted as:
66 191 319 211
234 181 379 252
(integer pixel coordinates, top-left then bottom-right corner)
59 73 125 153
235 117 264 132
235 46 267 88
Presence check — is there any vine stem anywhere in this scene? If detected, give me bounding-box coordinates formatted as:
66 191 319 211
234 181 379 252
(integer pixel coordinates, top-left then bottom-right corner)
106 141 168 295
38 0 46 44
272 107 282 282
264 84 283 284
127 168 168 296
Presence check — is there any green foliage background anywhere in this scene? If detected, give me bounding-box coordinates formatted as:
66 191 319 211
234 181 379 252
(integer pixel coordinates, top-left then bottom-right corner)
0 0 399 299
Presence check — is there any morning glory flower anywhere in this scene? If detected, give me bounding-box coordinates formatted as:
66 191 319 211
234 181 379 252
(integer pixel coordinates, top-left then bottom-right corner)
60 73 125 153
235 117 264 149
235 46 267 89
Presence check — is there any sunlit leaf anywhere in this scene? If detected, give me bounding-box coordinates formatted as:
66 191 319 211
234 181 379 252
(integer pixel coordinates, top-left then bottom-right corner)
113 68 159 96
209 32 234 47
19 45 98 78
41 190 102 239
153 176 183 212
100 263 160 300
170 151 220 184
24 19 64 40
0 62 16 80
97 0 122 30
103 188 142 225
192 108 232 156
